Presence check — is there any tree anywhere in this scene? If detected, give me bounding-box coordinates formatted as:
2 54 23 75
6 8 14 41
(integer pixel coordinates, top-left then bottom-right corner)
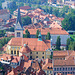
49 7 53 14
22 16 32 26
9 27 14 32
24 29 30 38
46 32 51 40
66 38 70 50
0 43 2 48
72 42 75 50
8 1 17 14
56 36 61 50
36 29 39 38
62 15 75 31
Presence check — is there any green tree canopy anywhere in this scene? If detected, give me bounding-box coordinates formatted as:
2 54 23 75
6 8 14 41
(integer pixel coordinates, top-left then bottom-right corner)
46 32 51 40
23 29 30 38
36 29 40 38
56 36 61 50
22 16 32 26
66 38 71 50
62 15 75 31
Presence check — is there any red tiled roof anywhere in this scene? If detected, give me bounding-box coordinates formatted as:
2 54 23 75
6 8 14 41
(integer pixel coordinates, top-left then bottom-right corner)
42 58 53 70
54 51 75 66
19 45 31 53
50 21 62 28
36 69 46 75
53 50 73 57
20 6 31 10
0 9 10 15
23 28 69 35
8 38 51 51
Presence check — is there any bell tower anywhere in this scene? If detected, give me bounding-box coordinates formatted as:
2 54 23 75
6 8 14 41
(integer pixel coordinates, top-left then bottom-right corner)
15 7 23 38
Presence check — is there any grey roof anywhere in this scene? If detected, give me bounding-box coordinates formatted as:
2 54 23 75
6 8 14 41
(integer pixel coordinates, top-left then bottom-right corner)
16 7 23 28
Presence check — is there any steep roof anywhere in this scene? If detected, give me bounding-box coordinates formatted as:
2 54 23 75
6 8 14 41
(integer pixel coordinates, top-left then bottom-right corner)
8 38 51 51
36 69 46 75
53 50 73 57
16 7 23 28
0 9 10 15
23 28 69 35
54 50 75 66
19 45 31 53
20 6 31 10
54 56 75 66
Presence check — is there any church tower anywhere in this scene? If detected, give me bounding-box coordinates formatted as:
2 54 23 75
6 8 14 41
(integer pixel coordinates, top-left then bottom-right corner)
15 7 23 38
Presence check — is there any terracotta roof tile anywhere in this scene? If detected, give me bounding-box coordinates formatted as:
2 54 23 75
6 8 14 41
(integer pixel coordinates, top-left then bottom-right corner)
42 59 53 70
23 28 69 35
0 9 10 15
20 6 31 10
54 51 75 66
8 38 51 51
50 21 62 28
53 50 73 57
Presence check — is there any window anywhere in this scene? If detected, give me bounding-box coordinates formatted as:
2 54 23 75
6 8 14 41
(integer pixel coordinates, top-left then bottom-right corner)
68 67 70 71
36 56 38 58
54 68 56 71
71 67 72 70
63 68 65 71
17 51 19 55
42 56 44 59
30 56 32 59
65 68 67 71
17 32 20 37
47 71 49 73
36 52 38 54
57 68 59 71
14 51 16 54
60 68 61 71
30 52 32 54
11 51 13 54
73 67 75 70
42 52 44 54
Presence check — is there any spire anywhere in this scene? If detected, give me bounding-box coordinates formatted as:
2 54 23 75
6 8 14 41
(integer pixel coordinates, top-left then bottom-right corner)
16 7 22 26
16 0 23 28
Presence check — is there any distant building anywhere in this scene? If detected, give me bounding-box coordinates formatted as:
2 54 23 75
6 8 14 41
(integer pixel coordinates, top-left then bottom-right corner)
53 50 75 75
14 6 31 16
6 7 52 60
0 9 10 21
23 28 70 48
2 0 13 9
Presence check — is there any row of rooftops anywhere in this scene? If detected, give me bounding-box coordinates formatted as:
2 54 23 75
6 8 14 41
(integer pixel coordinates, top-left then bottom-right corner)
0 53 53 75
1 50 75 75
23 28 69 35
53 50 75 66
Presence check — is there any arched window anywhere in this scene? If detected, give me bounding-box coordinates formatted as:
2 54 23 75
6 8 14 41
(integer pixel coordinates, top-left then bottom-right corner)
11 51 13 54
14 51 16 54
17 51 19 55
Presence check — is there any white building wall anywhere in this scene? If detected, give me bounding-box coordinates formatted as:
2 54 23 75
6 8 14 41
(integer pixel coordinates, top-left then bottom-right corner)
51 34 70 45
54 66 75 75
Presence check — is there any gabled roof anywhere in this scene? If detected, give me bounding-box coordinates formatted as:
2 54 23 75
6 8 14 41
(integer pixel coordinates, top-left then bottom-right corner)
8 38 51 51
20 6 31 10
54 50 75 66
23 28 69 35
